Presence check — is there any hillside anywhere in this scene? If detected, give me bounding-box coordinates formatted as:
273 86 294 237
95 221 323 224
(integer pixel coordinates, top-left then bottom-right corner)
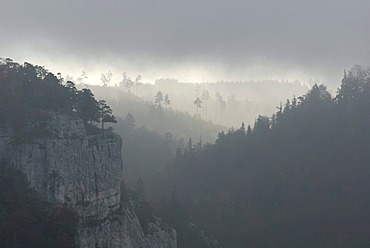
85 84 226 143
149 66 370 248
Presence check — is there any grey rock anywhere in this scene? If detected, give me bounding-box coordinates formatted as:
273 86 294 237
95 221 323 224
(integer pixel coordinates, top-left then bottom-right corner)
0 113 176 248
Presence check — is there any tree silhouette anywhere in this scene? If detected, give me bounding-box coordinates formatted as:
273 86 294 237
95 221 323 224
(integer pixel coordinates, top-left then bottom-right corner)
77 89 100 125
135 75 142 95
120 72 134 96
194 97 202 115
164 94 171 108
119 72 128 89
100 71 113 87
76 71 88 85
98 100 117 129
65 81 78 112
123 113 136 132
155 91 164 106
215 92 226 124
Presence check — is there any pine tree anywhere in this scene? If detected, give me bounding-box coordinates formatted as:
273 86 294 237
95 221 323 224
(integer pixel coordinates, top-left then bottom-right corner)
98 100 117 129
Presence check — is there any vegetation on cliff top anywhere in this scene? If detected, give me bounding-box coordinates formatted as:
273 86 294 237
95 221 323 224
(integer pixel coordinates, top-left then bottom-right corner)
0 58 116 130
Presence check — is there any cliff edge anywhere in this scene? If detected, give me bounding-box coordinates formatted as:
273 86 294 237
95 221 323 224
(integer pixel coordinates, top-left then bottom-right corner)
0 113 176 248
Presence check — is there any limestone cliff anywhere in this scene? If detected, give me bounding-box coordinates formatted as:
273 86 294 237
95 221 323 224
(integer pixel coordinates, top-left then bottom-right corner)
0 113 176 248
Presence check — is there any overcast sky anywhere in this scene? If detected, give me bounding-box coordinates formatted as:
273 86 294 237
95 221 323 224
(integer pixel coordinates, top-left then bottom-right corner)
1 0 369 88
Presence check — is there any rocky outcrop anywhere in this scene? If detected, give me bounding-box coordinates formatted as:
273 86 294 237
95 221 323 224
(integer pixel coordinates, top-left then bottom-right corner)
0 113 176 248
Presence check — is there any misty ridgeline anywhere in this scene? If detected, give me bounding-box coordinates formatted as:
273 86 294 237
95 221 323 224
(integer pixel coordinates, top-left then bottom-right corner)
69 69 309 131
1 58 370 248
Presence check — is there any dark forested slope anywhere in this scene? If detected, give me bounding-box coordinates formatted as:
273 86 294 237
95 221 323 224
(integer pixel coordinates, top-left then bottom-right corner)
154 66 370 248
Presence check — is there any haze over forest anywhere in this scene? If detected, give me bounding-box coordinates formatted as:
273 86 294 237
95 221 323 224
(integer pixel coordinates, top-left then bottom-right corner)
1 0 369 88
1 0 370 248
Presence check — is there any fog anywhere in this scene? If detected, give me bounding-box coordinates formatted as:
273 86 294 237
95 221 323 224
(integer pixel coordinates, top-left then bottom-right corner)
2 2 370 247
1 0 369 88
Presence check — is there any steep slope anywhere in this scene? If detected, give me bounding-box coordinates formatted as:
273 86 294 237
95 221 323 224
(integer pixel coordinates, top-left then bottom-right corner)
0 113 176 248
153 67 370 247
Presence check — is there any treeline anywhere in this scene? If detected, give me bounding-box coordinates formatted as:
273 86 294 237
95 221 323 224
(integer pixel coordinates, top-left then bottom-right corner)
0 161 78 248
0 58 116 129
150 66 370 247
87 84 225 143
74 72 308 128
151 78 309 127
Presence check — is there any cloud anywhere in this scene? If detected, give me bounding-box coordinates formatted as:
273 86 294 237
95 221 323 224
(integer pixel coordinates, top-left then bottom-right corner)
1 0 369 87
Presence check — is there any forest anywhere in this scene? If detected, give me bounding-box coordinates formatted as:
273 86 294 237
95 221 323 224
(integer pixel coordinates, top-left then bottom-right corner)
1 58 370 248
69 72 309 129
92 64 370 247
0 58 117 131
2 0 369 247
148 65 370 247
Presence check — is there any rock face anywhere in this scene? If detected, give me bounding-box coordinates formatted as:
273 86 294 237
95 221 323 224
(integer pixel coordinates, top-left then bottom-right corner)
0 113 176 248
